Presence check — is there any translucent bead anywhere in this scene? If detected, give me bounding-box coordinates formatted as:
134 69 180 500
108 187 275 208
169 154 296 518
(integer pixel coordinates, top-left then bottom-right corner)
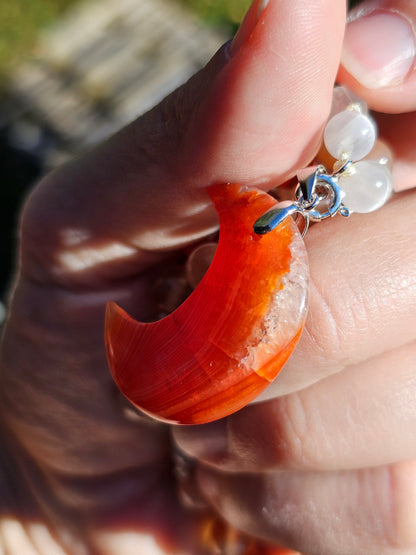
186 242 217 289
324 110 377 162
339 160 393 213
364 139 393 170
330 86 368 118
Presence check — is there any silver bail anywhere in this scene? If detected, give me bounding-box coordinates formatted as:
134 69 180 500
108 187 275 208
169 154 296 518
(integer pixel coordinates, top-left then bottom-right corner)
253 166 350 237
252 202 302 235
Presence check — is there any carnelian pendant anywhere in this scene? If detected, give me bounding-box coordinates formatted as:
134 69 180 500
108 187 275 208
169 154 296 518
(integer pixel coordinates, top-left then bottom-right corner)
105 184 308 425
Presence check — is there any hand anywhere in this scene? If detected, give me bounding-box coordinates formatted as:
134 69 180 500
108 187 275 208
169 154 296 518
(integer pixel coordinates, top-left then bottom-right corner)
174 1 416 554
0 1 415 554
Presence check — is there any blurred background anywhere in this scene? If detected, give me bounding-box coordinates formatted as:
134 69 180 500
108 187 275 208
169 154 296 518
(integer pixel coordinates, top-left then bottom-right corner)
0 0 359 319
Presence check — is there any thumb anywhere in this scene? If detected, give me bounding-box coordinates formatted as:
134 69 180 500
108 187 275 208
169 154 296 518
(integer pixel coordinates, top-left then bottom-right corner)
337 0 416 192
338 0 416 113
21 0 346 285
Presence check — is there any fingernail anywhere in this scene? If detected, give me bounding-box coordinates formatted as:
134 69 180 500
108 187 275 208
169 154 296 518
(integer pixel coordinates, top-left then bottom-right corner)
342 10 416 89
229 0 270 57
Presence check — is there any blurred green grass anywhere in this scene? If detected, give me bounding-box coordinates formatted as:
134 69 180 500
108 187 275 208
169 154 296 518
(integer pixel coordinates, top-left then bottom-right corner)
0 0 249 82
0 0 78 79
0 0 361 81
180 0 250 30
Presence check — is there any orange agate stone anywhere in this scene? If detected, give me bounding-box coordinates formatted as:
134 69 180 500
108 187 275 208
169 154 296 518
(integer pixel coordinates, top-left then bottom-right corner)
105 184 308 425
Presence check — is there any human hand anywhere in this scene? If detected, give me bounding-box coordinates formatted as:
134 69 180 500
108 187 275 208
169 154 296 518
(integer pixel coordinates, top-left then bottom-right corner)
0 0 415 554
174 1 416 554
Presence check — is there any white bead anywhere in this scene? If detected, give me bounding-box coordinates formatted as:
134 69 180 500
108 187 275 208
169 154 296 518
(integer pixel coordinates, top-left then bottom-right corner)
339 161 393 213
364 139 393 170
324 110 377 162
330 86 368 118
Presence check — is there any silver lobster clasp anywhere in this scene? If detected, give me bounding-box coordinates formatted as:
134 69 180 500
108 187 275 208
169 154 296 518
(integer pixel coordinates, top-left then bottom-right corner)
253 166 351 237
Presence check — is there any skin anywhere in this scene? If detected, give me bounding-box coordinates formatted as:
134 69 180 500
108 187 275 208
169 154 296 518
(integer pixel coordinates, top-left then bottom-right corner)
0 0 416 553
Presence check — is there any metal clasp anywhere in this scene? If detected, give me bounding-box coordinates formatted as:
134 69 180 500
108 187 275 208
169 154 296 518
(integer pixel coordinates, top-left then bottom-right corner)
253 165 351 237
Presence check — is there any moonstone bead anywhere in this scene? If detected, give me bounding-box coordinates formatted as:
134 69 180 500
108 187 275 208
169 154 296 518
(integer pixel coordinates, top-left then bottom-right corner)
324 110 377 162
330 86 368 118
339 160 393 213
364 139 393 170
